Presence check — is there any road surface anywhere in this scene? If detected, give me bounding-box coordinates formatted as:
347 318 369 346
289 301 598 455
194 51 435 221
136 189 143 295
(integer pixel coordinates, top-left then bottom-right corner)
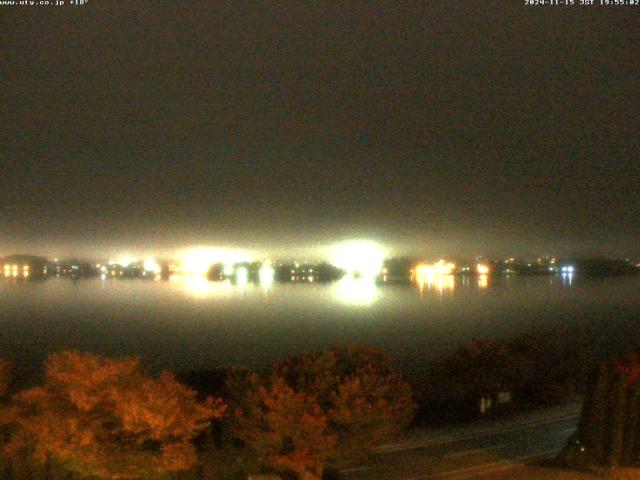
341 402 580 479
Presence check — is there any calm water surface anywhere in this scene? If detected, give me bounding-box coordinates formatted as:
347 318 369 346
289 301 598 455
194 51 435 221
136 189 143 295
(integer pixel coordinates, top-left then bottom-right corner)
1 275 639 378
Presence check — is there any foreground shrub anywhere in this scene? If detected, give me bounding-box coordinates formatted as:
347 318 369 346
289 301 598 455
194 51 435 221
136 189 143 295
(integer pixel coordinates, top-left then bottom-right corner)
275 345 415 466
561 351 640 469
414 328 589 425
5 351 226 479
229 345 416 478
232 374 335 480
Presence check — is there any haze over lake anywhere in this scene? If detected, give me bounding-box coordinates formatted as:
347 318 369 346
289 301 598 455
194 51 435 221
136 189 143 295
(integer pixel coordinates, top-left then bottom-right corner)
2 275 640 380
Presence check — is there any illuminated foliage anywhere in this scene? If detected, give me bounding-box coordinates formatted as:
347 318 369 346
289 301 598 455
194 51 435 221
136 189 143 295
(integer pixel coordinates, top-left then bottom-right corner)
231 346 415 476
275 345 415 466
8 351 225 479
275 345 394 404
328 363 415 464
231 374 335 480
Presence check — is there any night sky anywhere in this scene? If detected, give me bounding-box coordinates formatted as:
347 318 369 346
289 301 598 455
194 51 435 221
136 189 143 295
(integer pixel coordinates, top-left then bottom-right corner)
1 1 638 259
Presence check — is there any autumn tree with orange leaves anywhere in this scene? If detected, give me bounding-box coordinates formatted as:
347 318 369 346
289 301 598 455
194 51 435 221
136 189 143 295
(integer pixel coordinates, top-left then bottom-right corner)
231 374 335 480
230 345 415 478
6 351 225 479
275 345 415 466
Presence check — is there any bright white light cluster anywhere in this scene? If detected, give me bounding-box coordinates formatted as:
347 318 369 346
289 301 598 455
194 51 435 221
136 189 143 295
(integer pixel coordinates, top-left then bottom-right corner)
259 261 275 287
113 256 135 267
143 258 162 274
329 240 385 279
336 276 378 306
180 247 251 276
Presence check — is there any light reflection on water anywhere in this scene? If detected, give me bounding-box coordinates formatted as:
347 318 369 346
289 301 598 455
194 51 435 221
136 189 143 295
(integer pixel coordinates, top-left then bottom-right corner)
562 272 574 286
174 275 236 299
336 277 378 306
1 275 640 377
170 274 467 304
416 274 455 298
163 275 382 305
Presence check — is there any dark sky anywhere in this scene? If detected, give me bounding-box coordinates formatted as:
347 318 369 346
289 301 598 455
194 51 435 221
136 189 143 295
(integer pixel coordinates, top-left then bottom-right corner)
1 1 638 259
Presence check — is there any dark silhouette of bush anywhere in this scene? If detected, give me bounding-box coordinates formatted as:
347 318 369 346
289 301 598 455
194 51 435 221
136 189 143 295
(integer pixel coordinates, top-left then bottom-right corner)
562 352 640 468
412 327 588 425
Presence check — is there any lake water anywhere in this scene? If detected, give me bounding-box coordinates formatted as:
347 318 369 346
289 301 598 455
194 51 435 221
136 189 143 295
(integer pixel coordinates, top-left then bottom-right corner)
1 274 640 379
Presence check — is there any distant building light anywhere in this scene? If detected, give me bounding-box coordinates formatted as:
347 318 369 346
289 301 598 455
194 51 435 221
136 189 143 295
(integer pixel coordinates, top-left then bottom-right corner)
259 262 275 287
416 260 456 278
476 264 490 275
116 256 135 268
143 259 161 274
236 266 248 286
330 240 385 279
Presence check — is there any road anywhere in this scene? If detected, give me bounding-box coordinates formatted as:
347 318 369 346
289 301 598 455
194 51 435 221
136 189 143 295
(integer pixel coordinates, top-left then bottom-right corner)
341 403 580 479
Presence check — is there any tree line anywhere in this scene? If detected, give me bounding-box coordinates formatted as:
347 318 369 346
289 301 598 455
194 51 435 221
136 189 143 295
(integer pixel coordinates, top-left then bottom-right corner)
0 325 612 480
0 346 415 480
